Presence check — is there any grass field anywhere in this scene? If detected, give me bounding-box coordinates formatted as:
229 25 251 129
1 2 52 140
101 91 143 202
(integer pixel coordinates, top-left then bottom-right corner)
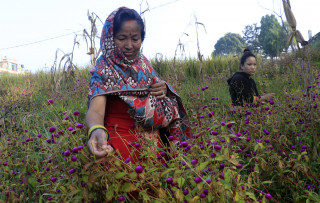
0 50 320 202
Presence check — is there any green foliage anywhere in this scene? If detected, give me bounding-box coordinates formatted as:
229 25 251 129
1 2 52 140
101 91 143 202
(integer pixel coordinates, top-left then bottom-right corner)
259 14 286 58
1 52 320 202
242 23 261 53
213 33 247 56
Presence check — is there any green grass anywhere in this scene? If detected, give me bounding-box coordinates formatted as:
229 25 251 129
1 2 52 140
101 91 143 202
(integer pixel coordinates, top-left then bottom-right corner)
1 52 320 202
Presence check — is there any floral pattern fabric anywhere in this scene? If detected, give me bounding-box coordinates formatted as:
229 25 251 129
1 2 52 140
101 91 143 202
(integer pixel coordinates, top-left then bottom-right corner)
87 7 191 141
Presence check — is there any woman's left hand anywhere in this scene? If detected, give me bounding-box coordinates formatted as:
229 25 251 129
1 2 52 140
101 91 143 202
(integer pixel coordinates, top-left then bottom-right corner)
148 81 167 99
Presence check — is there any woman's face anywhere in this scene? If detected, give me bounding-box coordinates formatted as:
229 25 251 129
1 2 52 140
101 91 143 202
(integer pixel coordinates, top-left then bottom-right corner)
114 20 142 60
241 56 257 76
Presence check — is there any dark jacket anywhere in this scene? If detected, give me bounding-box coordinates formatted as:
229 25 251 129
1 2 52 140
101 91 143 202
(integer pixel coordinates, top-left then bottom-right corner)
227 72 259 106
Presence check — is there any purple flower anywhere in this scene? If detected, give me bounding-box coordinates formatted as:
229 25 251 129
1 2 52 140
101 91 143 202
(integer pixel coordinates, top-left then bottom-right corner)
194 177 202 183
181 141 188 147
208 111 214 117
46 138 52 143
76 124 84 129
265 138 270 143
193 134 199 138
220 163 225 169
246 110 251 115
206 179 212 184
265 193 272 199
50 177 57 183
69 168 76 174
118 196 125 202
166 177 173 184
77 145 83 151
183 189 189 195
58 130 65 135
47 99 53 105
3 162 8 166
301 145 307 150
71 156 77 162
191 159 198 165
63 150 70 157
211 131 219 135
49 126 56 133
214 145 222 151
219 172 225 179
236 163 243 169
200 193 206 198
168 136 174 141
235 132 242 137
210 153 216 158
135 166 144 173
71 147 78 153
68 126 74 131
221 122 226 126
124 158 131 163
73 110 80 116
64 116 69 120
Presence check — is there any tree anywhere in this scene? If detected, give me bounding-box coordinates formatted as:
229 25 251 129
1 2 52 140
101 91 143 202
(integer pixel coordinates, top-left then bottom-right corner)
258 14 286 58
212 33 247 56
242 23 261 53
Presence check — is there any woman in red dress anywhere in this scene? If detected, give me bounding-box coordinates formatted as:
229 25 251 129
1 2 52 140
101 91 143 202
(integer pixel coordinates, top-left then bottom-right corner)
85 7 191 163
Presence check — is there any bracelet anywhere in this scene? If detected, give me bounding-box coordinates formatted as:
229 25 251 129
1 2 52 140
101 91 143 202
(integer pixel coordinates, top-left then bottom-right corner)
88 125 109 140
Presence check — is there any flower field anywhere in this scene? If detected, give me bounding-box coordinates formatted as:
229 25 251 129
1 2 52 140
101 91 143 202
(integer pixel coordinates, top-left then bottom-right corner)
0 51 320 202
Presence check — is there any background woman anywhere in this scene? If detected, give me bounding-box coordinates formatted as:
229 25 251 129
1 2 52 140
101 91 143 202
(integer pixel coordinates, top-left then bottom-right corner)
85 7 191 163
227 49 275 106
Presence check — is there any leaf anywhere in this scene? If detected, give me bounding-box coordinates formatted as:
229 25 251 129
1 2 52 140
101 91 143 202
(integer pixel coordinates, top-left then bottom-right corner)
139 191 150 201
114 159 121 167
60 186 67 193
215 155 227 161
28 176 36 189
159 188 167 199
176 177 185 188
121 183 136 192
190 196 200 203
245 192 257 201
278 160 285 170
196 161 209 172
129 172 137 179
175 189 184 202
161 168 175 177
106 185 114 200
262 181 273 184
229 156 239 167
234 192 240 201
88 173 101 182
66 189 81 197
115 172 126 179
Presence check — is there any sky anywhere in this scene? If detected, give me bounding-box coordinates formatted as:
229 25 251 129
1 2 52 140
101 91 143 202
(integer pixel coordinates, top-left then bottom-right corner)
0 0 319 73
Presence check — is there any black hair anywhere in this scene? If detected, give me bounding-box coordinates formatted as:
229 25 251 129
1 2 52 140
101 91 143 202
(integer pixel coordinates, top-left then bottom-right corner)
113 8 145 42
239 48 256 70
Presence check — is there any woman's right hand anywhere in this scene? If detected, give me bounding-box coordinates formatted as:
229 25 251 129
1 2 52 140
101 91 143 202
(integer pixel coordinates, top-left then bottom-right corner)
261 93 275 101
87 129 114 157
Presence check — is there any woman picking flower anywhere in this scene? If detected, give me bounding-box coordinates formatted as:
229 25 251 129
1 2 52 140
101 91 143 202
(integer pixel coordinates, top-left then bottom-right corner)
227 49 275 106
86 7 191 163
